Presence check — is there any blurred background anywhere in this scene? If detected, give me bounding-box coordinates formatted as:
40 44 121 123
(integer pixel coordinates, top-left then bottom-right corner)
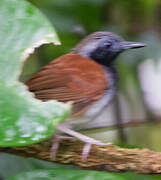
1 0 161 179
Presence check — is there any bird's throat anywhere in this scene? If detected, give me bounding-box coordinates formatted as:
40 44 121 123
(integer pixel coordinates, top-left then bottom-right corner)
89 51 120 67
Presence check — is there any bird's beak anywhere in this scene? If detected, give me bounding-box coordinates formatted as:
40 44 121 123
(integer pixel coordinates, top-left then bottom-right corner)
120 41 147 50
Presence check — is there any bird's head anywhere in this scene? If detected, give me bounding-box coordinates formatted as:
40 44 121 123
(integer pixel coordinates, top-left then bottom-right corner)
74 32 146 66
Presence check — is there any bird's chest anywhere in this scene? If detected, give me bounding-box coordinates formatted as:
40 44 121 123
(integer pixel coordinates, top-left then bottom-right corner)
64 67 117 129
85 66 117 117
84 86 116 117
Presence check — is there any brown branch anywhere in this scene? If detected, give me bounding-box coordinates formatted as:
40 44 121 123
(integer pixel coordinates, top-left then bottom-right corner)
0 138 161 174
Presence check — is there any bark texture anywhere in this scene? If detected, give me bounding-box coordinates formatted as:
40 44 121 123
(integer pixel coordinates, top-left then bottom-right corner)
0 138 161 174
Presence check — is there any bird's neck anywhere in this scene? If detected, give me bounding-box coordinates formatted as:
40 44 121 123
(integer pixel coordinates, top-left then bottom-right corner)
90 51 120 67
92 57 116 67
75 50 118 88
83 52 119 86
74 49 119 68
104 63 118 82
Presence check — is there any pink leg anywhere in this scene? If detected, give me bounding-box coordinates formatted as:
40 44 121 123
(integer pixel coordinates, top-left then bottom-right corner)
82 143 92 161
56 124 112 161
51 134 73 159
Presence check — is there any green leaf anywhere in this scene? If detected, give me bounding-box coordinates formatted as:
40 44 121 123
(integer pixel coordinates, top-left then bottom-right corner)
0 153 76 179
0 0 71 146
7 169 161 180
7 168 125 180
120 172 161 180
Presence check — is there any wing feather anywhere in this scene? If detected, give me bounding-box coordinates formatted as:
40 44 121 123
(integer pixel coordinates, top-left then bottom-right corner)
26 52 108 117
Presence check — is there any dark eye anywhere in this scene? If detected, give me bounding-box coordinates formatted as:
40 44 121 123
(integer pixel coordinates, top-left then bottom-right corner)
104 42 111 47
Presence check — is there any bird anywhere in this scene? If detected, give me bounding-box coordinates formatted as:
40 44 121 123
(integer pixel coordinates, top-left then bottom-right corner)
26 31 146 161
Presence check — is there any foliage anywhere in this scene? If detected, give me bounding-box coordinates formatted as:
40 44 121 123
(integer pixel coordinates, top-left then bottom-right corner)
7 168 161 180
0 0 71 146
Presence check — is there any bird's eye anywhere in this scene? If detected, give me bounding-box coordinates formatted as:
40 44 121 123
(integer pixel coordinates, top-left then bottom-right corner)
104 42 111 48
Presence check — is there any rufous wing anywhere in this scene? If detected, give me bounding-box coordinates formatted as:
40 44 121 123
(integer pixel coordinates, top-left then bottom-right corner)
26 52 108 117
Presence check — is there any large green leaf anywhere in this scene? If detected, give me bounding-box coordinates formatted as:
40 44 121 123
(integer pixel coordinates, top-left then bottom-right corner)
0 0 71 146
120 172 161 180
7 168 125 180
7 169 161 180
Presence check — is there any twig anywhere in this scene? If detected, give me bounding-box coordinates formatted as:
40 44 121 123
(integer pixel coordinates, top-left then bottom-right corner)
0 138 161 174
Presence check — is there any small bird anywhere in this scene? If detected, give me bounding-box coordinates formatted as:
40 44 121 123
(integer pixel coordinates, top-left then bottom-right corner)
26 32 146 160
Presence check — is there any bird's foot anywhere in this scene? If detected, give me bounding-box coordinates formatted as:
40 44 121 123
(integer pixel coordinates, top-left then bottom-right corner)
54 124 112 161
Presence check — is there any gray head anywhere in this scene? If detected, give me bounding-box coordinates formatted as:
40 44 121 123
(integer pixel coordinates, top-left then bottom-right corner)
74 32 146 66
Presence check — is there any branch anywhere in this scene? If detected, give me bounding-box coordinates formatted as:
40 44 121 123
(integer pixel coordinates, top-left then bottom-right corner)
0 138 161 174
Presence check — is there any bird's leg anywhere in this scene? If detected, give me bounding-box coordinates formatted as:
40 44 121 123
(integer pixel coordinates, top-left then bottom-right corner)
50 134 73 159
55 124 112 161
82 143 92 161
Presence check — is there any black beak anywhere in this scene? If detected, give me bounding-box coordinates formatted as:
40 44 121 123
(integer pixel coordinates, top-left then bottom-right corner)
120 41 147 50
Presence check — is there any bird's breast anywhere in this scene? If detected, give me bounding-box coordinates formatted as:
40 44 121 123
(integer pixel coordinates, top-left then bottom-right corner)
81 67 117 117
64 67 118 130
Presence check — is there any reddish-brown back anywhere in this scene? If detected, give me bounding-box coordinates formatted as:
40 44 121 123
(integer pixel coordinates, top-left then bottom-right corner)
26 52 108 117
